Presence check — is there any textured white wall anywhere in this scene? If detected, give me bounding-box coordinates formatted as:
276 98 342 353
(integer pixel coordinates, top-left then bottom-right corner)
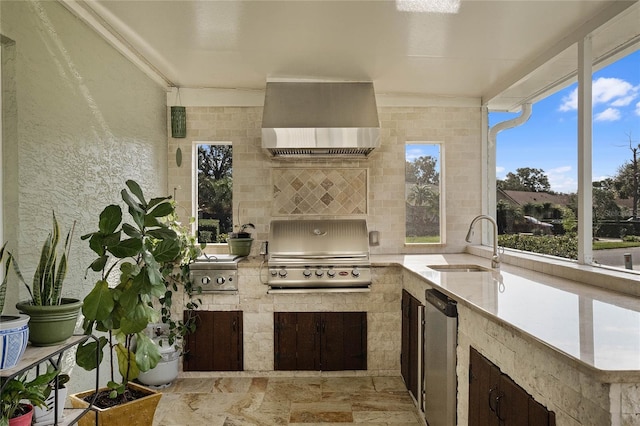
1 0 167 391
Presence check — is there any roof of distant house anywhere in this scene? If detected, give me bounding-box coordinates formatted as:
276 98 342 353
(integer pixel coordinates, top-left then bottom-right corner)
497 189 571 207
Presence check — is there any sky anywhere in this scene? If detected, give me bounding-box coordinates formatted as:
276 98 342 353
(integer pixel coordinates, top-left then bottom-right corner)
490 49 640 194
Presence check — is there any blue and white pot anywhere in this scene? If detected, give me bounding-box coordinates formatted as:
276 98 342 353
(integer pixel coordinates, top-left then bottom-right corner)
0 314 29 370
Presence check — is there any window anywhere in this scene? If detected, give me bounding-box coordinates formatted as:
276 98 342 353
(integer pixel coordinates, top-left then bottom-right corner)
492 49 640 273
194 142 232 244
405 143 442 244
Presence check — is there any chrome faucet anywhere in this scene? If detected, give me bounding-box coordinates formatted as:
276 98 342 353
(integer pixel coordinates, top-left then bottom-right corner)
465 215 500 268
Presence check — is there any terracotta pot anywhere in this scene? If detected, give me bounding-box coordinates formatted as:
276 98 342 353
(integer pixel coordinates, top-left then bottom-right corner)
68 382 161 426
8 404 33 426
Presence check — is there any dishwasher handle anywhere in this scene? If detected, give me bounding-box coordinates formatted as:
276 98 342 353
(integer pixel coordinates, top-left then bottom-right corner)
425 289 457 317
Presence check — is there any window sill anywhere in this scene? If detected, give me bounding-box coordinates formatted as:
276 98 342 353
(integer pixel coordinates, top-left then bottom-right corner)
466 244 640 297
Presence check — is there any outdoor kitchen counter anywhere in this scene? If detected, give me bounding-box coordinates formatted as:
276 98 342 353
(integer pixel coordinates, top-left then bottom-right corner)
371 253 640 383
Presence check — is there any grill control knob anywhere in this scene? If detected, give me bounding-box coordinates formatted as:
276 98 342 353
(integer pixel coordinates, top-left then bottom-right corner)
327 269 336 278
216 277 226 285
201 276 211 285
278 268 287 278
315 268 324 277
270 269 277 277
351 267 360 278
303 269 312 278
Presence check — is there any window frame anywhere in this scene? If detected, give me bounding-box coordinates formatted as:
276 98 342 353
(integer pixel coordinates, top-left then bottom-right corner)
404 141 445 245
192 140 233 245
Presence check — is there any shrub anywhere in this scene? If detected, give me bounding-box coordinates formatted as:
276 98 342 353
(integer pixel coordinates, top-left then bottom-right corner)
498 234 578 260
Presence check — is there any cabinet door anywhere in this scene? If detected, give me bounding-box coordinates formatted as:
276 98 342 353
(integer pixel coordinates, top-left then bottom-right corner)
401 290 411 387
211 311 243 371
183 311 243 371
321 312 367 371
274 312 319 370
469 347 500 426
401 290 422 402
498 374 529 425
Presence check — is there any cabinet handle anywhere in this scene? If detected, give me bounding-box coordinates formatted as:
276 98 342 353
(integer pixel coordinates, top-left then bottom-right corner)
488 386 497 413
232 319 237 331
495 392 505 421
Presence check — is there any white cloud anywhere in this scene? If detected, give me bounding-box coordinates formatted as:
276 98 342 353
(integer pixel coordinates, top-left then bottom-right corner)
496 166 505 177
594 107 621 122
558 78 639 113
546 166 576 193
559 90 577 112
593 77 635 105
636 101 640 117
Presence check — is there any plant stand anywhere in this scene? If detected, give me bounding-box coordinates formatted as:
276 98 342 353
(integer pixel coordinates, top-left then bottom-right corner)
0 335 100 426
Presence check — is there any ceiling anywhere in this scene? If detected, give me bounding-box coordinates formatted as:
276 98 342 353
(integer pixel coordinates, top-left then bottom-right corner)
64 0 640 111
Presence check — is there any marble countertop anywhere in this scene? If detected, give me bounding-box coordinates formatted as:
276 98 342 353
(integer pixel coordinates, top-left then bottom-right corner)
371 253 640 381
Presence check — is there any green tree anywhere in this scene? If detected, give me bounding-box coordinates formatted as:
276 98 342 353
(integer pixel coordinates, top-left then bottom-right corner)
197 144 233 236
405 156 439 185
612 136 639 219
498 167 551 192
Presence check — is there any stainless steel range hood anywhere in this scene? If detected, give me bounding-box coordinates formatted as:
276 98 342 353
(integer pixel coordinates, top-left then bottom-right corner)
261 82 380 159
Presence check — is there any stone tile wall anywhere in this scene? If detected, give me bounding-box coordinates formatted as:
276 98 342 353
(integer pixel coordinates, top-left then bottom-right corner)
457 304 614 426
167 105 482 255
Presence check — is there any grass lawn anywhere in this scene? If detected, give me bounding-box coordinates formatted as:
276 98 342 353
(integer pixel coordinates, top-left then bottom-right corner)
593 240 640 250
406 236 441 244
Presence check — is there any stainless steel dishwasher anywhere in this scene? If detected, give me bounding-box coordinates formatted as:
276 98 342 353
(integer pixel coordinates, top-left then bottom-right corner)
423 288 458 426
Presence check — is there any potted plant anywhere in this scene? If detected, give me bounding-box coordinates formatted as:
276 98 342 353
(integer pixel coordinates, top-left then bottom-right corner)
32 370 69 426
71 180 197 426
0 243 29 371
13 212 83 346
227 223 255 256
0 368 59 426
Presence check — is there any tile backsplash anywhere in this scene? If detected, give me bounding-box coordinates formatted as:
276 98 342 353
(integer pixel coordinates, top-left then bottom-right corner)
272 168 367 215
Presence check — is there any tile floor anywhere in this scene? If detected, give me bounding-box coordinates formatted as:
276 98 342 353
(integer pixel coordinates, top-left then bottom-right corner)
152 376 424 425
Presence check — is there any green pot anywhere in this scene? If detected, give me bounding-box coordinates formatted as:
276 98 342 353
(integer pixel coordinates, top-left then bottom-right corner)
227 238 253 256
15 298 83 346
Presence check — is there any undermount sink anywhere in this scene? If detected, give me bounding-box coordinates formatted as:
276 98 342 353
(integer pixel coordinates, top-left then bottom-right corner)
427 264 491 272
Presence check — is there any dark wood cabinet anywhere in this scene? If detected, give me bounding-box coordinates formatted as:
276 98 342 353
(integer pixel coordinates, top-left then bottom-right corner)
401 289 424 406
274 312 367 371
469 347 555 426
183 310 243 371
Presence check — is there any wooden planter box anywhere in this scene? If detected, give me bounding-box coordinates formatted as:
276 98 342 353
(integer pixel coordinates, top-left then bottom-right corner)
69 382 161 426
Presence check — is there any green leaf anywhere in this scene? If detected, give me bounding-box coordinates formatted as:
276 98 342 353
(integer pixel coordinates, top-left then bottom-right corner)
119 302 149 334
87 233 106 256
147 201 174 218
76 337 107 371
89 255 108 272
125 180 147 208
146 227 178 241
143 215 161 228
147 196 169 210
151 239 181 262
99 205 122 234
122 188 145 215
82 280 114 321
134 333 161 372
108 238 143 258
122 223 142 238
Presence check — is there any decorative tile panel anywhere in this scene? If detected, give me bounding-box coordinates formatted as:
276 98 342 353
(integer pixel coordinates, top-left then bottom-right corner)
273 168 367 215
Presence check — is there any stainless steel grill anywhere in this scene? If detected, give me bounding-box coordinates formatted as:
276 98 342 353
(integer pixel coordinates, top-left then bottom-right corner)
266 219 371 291
190 254 243 293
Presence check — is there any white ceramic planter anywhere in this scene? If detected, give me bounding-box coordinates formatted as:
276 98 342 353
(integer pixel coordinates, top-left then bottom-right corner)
33 386 67 426
137 337 179 387
0 314 29 370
